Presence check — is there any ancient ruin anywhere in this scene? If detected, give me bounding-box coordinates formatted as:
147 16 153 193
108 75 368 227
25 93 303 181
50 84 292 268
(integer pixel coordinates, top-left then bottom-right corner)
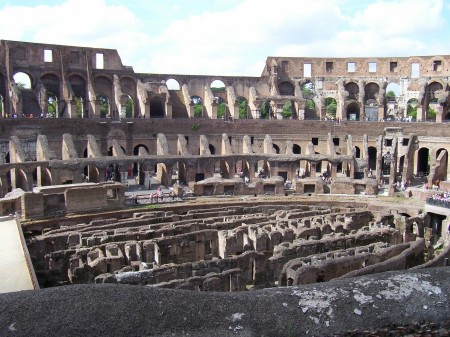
0 40 449 335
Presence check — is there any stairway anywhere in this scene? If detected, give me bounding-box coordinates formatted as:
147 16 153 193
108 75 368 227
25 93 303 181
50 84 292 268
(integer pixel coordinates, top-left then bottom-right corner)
169 90 188 118
20 89 41 117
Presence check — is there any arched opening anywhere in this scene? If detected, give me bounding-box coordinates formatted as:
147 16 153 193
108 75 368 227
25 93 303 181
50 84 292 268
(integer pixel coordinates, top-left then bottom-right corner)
216 96 226 119
368 147 377 170
192 95 203 118
282 100 294 119
304 99 317 120
273 144 280 154
257 160 270 178
417 148 430 176
407 98 419 121
209 144 216 155
324 97 337 120
211 79 225 91
235 160 250 179
278 81 295 96
47 92 58 118
124 95 134 118
97 94 110 118
354 146 361 158
344 82 359 100
260 100 271 119
293 144 301 154
150 96 165 118
13 72 32 89
346 102 360 121
166 78 180 90
237 96 248 119
214 160 230 178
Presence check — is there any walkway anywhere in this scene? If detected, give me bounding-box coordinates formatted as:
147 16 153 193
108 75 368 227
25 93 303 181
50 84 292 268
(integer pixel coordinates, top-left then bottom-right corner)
0 215 38 293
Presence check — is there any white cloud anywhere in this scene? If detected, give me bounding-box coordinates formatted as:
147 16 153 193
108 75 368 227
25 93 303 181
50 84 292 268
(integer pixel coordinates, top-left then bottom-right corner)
0 0 448 76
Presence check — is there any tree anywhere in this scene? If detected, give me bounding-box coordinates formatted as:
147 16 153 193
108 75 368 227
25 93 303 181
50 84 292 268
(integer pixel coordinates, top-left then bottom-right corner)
217 102 226 118
125 98 133 118
194 104 203 117
325 98 337 117
74 97 83 118
386 91 396 98
428 106 437 119
97 95 109 118
305 99 315 110
260 101 270 119
282 101 292 119
407 104 417 119
238 97 248 119
48 94 57 118
16 82 26 90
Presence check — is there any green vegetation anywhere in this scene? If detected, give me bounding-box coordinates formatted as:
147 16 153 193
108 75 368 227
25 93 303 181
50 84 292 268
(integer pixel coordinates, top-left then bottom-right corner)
238 97 248 119
97 94 109 118
282 100 292 119
428 106 437 119
192 122 200 131
386 90 396 98
260 101 270 119
74 97 83 118
125 98 133 118
16 82 26 90
301 83 314 98
194 104 203 117
47 94 57 118
305 99 315 110
325 97 337 117
217 102 226 118
211 87 225 93
407 99 418 119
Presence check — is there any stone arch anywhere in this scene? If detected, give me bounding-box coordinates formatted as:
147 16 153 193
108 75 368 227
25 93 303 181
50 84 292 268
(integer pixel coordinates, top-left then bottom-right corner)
273 144 280 154
166 78 180 90
417 147 430 176
191 95 203 118
293 144 301 154
13 71 32 89
41 73 60 98
278 81 295 96
344 82 359 101
47 91 59 118
324 97 337 119
260 100 271 119
407 98 419 121
214 159 231 178
209 144 216 155
346 101 360 121
236 159 250 179
150 95 165 118
237 96 249 119
257 160 270 178
364 82 379 102
354 146 361 158
97 93 110 118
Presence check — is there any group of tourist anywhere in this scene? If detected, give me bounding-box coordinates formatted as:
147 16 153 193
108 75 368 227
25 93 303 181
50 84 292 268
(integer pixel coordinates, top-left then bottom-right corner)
427 190 450 208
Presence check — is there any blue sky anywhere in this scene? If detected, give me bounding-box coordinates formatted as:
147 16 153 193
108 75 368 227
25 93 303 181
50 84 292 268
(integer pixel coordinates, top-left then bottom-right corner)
0 0 449 76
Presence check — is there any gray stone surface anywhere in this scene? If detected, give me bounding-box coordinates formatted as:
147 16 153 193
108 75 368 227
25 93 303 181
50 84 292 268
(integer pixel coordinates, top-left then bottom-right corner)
0 268 449 336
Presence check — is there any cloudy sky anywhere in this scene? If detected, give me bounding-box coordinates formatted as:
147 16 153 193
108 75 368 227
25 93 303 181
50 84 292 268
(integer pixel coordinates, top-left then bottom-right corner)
0 0 449 76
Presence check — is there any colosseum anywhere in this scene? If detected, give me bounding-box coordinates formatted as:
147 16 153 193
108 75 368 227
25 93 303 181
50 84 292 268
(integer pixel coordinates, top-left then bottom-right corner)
0 40 449 336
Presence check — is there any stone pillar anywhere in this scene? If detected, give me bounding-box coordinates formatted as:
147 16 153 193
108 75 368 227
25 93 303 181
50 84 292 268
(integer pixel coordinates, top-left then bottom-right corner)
0 174 8 197
436 105 443 123
375 136 383 183
309 161 317 177
416 106 425 122
330 163 337 178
